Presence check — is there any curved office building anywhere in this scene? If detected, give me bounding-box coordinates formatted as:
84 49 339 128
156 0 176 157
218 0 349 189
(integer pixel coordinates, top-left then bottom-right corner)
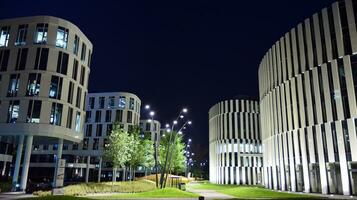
209 99 262 185
0 16 92 190
258 0 357 195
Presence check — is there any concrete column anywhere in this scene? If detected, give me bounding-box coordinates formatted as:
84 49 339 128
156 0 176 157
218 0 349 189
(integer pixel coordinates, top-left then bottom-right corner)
85 156 90 183
53 138 63 187
20 135 33 191
12 135 24 186
97 157 102 182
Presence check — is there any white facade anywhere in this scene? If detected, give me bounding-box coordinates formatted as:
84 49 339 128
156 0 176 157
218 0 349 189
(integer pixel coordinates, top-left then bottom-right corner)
0 16 92 190
140 119 161 143
30 92 141 182
258 0 357 195
209 99 262 185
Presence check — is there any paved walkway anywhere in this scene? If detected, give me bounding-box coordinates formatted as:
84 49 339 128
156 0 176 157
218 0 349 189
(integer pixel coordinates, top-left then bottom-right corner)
0 192 34 199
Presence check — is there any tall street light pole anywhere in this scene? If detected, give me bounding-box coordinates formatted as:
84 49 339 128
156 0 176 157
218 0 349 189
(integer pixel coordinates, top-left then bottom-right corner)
145 105 159 188
163 120 191 188
159 108 187 188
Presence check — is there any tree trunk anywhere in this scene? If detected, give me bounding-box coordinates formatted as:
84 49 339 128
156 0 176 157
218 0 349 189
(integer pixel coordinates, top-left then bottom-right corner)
112 167 116 182
122 167 126 181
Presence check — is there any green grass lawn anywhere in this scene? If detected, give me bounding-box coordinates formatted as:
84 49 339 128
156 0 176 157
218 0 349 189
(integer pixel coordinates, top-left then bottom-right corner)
188 182 323 199
26 196 91 200
92 188 199 199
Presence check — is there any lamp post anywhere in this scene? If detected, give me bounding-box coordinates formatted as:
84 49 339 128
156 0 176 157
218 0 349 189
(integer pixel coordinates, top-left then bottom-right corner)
185 139 192 177
145 105 159 187
162 119 192 188
159 108 188 188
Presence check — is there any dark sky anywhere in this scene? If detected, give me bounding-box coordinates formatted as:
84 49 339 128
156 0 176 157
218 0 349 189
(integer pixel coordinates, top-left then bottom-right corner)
1 0 334 155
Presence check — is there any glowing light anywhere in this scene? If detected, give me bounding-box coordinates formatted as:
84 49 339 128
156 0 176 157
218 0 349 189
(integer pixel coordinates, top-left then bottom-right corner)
149 111 155 116
183 108 188 113
145 105 150 109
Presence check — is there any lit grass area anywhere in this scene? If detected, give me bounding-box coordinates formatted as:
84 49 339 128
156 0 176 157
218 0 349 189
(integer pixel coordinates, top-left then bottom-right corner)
25 196 92 200
92 188 199 199
34 180 156 197
136 174 193 186
188 182 323 199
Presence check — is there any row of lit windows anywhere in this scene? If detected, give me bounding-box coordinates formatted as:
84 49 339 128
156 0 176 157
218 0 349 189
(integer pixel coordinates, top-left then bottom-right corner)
85 109 134 124
0 23 91 65
1 73 86 110
260 1 356 97
5 99 82 132
87 96 140 112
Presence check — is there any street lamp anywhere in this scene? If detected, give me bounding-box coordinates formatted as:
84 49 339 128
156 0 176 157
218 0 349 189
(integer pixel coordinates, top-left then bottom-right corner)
144 104 159 188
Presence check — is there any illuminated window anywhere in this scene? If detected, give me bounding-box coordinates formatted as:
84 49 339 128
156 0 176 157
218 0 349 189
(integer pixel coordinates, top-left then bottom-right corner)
50 103 63 126
0 26 10 47
26 73 41 96
49 76 63 99
27 100 41 123
56 26 69 49
15 24 28 46
7 100 20 123
75 111 81 132
7 74 20 97
119 96 126 109
34 23 48 44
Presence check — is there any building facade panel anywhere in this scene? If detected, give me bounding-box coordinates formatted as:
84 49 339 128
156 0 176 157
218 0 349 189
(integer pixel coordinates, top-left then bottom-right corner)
209 98 262 185
258 0 357 195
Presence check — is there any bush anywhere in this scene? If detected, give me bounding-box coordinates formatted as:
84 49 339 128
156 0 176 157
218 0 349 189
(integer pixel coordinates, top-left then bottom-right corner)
0 181 12 192
33 180 156 196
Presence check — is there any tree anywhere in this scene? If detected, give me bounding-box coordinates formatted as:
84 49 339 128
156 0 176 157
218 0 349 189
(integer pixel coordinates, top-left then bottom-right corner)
104 123 135 181
159 132 186 175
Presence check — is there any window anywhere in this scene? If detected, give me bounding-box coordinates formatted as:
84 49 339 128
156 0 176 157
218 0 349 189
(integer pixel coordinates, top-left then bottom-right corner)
129 98 135 110
81 43 86 61
106 124 113 136
50 103 63 126
67 82 74 103
115 110 123 122
66 107 73 128
73 35 79 55
27 100 41 123
80 66 85 85
0 26 10 47
7 100 20 123
15 48 28 70
56 26 68 49
75 111 81 132
56 52 69 75
108 96 115 108
72 143 78 150
99 97 105 109
15 24 28 46
7 74 20 97
146 123 151 131
85 111 91 122
119 96 126 109
82 138 88 150
76 87 82 108
127 110 132 123
88 97 95 109
95 110 102 122
34 48 49 70
104 138 109 148
72 59 78 80
26 73 41 96
93 138 99 150
0 49 10 71
96 124 102 136
43 144 49 150
87 50 92 67
105 110 112 122
86 124 92 137
34 23 48 44
49 76 63 99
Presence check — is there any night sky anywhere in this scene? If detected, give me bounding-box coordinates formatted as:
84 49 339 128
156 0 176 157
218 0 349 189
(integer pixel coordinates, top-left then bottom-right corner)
1 0 335 157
